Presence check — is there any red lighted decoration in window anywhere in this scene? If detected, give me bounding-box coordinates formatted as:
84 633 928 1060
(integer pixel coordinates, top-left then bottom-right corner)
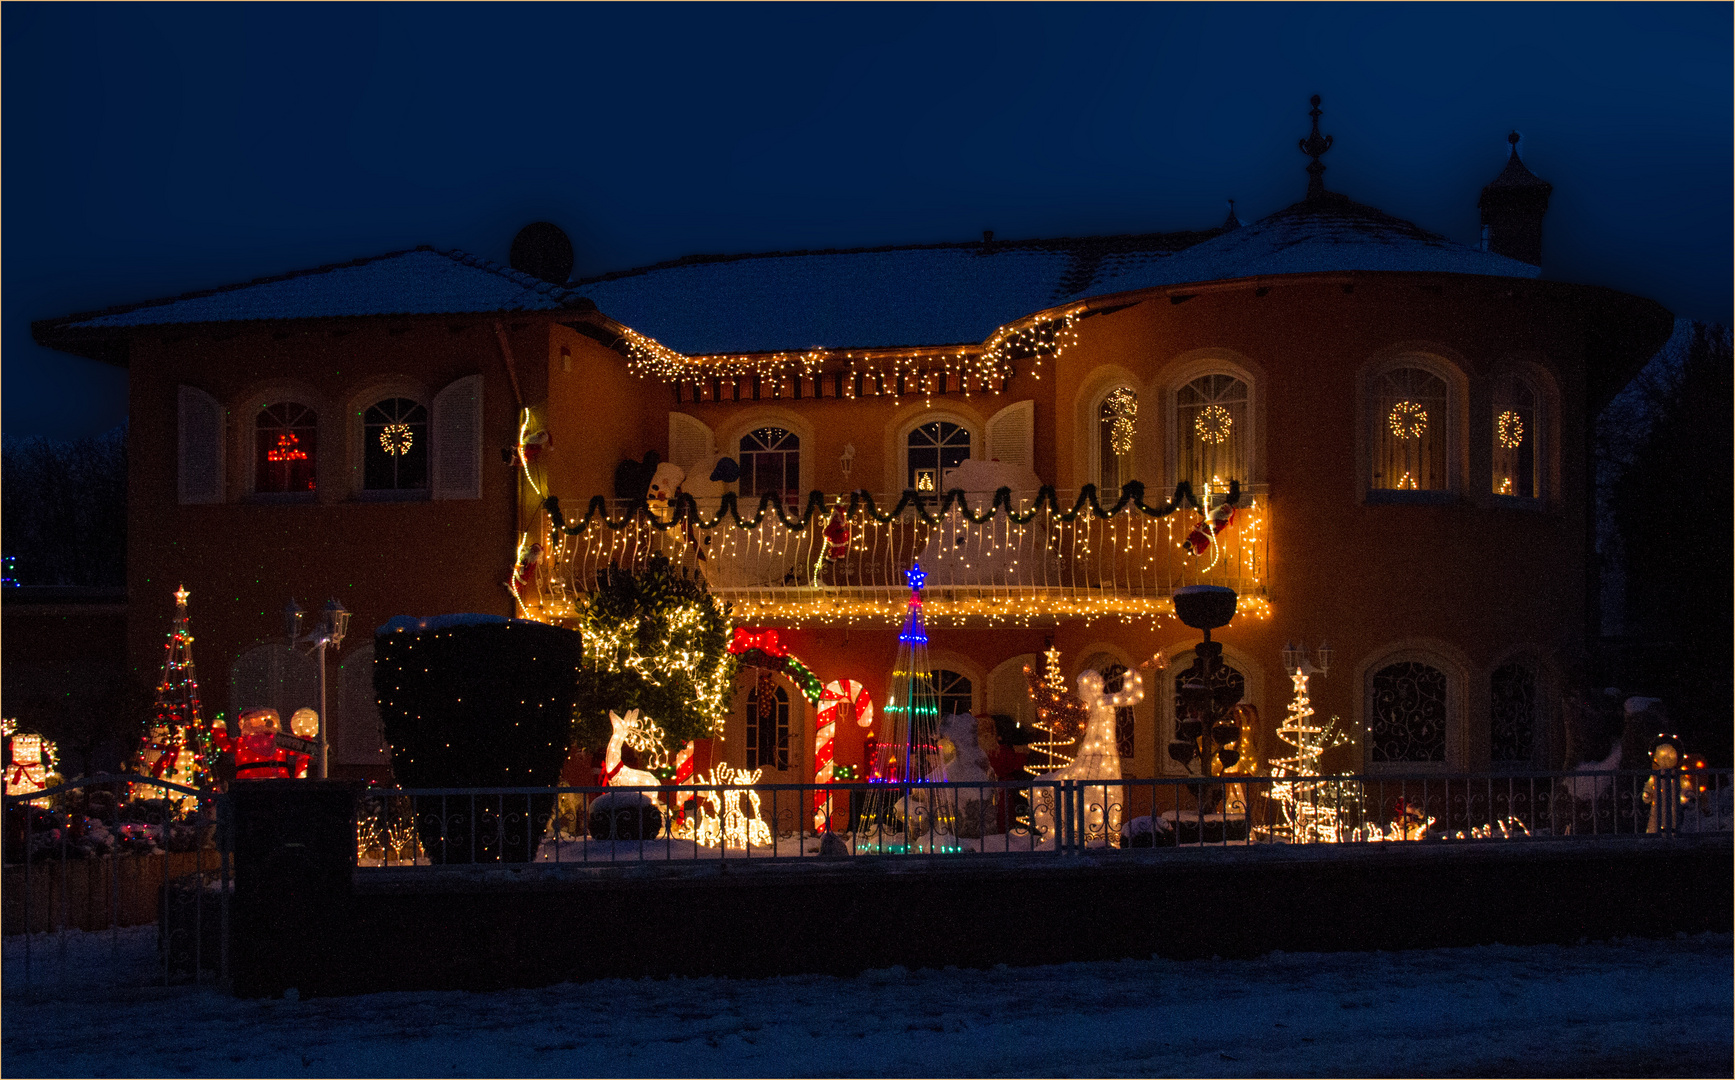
266 433 308 463
255 402 317 493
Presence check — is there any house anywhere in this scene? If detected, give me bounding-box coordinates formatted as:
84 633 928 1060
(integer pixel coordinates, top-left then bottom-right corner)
33 102 1672 794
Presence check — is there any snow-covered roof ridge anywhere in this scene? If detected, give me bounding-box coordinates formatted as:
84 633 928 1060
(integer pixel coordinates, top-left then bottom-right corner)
1075 193 1543 297
52 246 597 331
574 197 1539 355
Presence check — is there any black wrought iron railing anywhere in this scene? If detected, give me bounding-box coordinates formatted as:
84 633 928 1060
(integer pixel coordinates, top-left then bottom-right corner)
350 768 1732 868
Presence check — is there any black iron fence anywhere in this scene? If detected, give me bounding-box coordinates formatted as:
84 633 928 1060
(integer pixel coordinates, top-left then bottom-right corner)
352 767 1733 867
3 774 229 997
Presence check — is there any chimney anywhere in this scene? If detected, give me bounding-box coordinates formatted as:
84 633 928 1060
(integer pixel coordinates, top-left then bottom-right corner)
1478 132 1553 266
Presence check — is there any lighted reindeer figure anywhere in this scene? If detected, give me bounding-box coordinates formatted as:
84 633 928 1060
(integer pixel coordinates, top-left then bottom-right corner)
673 764 774 849
603 710 664 789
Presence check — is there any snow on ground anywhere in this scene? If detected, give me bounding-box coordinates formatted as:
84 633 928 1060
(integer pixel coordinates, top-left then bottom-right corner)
4 928 1729 1077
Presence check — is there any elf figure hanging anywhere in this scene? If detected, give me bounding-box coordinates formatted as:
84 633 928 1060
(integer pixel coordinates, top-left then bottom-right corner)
134 585 216 803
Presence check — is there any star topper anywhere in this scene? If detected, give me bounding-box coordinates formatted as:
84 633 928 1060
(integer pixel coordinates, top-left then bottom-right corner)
174 585 190 607
905 561 927 593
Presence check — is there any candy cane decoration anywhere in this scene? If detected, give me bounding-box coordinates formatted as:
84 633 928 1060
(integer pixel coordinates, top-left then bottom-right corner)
815 680 874 830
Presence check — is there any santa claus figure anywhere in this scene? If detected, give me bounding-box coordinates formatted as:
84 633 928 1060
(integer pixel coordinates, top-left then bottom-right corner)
229 708 305 780
1182 500 1236 556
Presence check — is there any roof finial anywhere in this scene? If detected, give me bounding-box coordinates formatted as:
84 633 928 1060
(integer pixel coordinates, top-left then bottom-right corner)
1299 94 1334 201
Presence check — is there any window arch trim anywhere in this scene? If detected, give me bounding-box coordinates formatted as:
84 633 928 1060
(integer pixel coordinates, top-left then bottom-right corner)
1355 640 1469 773
1155 353 1262 493
716 407 815 505
891 409 982 497
1358 349 1469 504
239 386 326 501
344 379 432 501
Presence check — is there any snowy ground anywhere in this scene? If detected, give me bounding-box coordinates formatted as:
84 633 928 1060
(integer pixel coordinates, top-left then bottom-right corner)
3 928 1729 1077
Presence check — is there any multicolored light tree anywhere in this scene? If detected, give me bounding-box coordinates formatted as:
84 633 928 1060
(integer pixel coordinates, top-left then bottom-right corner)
134 586 215 798
856 563 956 851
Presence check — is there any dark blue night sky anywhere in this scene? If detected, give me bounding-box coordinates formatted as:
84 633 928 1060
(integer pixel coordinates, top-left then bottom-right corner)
4 2 1729 439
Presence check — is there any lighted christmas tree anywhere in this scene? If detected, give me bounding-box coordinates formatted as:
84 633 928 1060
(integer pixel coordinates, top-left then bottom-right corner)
1023 645 1086 775
134 586 215 801
1266 667 1352 843
855 563 955 852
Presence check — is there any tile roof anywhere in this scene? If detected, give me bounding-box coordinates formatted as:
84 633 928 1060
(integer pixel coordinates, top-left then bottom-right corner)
577 196 1538 354
57 247 594 330
572 232 1216 355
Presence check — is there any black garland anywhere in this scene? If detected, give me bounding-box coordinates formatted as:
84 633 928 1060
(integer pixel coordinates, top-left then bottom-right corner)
545 479 1236 535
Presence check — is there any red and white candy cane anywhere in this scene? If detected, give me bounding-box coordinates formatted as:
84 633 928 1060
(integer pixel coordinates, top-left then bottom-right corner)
671 740 696 821
815 680 874 830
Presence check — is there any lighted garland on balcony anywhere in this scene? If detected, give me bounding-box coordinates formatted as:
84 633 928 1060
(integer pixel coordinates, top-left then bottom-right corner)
544 479 1236 537
616 307 1086 400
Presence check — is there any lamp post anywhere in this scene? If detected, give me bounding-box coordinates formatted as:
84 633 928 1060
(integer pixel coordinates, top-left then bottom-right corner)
1168 586 1241 791
296 598 351 780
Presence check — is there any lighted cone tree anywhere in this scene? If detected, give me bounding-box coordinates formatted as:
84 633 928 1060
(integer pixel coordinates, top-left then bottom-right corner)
134 586 215 803
1266 668 1353 843
855 563 957 852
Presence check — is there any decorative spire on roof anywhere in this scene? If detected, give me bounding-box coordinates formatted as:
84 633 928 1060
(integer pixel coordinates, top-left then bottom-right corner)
1299 95 1334 201
1479 130 1553 266
1483 131 1554 192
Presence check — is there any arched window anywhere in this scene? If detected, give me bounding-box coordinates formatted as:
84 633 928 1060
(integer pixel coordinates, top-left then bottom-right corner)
738 426 800 507
746 678 790 771
1175 374 1249 492
1102 663 1137 759
1372 367 1448 491
1489 662 1538 765
1098 388 1138 493
1492 375 1539 498
1367 661 1449 763
256 402 317 494
363 397 429 492
934 669 974 718
1169 654 1245 772
907 420 971 494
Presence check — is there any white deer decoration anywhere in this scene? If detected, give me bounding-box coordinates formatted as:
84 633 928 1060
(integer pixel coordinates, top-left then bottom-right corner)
603 710 662 789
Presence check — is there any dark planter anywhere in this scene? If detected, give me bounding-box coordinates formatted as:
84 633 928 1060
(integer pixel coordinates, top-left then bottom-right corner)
1173 585 1238 631
374 615 581 864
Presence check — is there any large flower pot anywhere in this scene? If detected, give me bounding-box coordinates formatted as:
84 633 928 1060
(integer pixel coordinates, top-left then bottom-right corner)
374 615 581 864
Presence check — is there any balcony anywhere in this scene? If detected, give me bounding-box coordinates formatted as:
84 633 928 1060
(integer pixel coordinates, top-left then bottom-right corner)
532 486 1268 626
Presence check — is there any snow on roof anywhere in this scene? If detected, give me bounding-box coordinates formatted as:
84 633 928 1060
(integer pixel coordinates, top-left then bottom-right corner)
1079 195 1543 294
62 248 594 330
573 235 1209 355
577 198 1537 354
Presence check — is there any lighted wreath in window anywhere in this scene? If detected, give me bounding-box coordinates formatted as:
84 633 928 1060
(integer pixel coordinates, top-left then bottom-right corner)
1098 388 1138 493
1372 367 1448 491
256 402 317 494
1175 374 1248 491
1492 375 1538 498
364 398 429 491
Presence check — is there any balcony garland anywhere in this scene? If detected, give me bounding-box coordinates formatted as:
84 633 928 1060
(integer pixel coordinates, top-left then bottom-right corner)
543 479 1238 536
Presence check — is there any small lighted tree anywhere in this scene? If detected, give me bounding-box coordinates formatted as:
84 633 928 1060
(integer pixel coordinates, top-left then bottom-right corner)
134 586 216 803
1265 668 1352 843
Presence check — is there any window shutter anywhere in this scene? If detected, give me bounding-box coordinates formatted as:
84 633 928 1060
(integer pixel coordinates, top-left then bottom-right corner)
431 374 483 500
985 399 1035 470
335 645 389 764
668 412 715 471
177 386 225 504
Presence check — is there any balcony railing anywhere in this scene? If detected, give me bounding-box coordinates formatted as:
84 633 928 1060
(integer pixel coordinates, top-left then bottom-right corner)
534 483 1267 624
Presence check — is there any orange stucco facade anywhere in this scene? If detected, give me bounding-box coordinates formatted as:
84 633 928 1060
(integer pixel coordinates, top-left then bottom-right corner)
71 247 1666 791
